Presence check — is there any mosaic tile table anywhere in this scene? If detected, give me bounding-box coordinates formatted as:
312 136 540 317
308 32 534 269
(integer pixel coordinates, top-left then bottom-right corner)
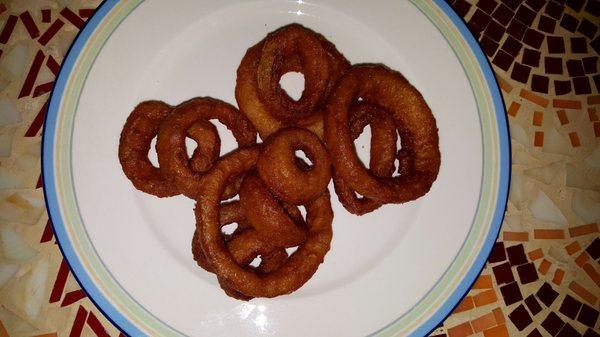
0 0 598 336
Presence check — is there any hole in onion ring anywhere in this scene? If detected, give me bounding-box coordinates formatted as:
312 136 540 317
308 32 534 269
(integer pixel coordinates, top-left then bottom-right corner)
184 137 198 159
249 255 262 268
209 119 238 156
285 246 299 256
297 205 307 218
279 71 305 101
392 130 403 177
148 136 159 167
294 149 313 168
221 222 238 235
354 124 371 168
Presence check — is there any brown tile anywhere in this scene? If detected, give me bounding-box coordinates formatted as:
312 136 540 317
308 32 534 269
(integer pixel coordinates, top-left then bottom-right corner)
527 329 543 337
523 28 544 48
571 37 588 53
492 4 514 25
525 294 542 315
545 57 563 74
517 262 538 284
489 241 507 262
492 262 515 284
481 36 500 57
502 35 523 56
536 282 559 307
554 80 571 95
515 5 536 25
559 294 582 319
566 0 585 11
574 77 592 95
531 75 549 93
585 0 600 15
507 244 527 266
567 59 585 77
470 9 492 34
577 303 599 327
586 238 600 259
542 312 565 336
592 36 600 55
500 281 523 305
557 324 582 337
501 0 521 10
493 50 514 71
544 1 564 19
547 35 565 53
485 19 505 42
478 0 499 13
526 0 545 10
508 304 533 331
583 57 598 74
538 15 557 33
507 19 527 40
560 13 579 32
453 0 472 17
522 48 541 67
578 19 598 39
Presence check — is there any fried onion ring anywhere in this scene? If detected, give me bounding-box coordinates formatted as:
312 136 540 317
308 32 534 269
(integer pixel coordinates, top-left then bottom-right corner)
257 128 331 205
156 97 256 199
236 24 349 139
332 101 399 214
118 101 179 197
324 64 440 204
195 146 333 298
239 173 307 248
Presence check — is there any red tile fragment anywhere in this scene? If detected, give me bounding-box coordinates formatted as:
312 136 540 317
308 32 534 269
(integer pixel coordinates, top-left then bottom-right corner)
24 100 48 137
79 9 95 19
0 15 18 44
19 11 40 38
86 312 111 337
38 19 65 46
46 55 60 75
50 260 69 303
69 306 88 337
19 50 45 98
33 81 53 98
41 9 51 23
40 220 53 243
61 289 86 307
60 7 85 29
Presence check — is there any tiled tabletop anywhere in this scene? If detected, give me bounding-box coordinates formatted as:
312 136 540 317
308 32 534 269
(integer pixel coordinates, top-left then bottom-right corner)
0 1 598 336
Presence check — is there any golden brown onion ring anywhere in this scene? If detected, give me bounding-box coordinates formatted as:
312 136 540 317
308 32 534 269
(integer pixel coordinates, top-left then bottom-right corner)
257 128 331 205
195 146 333 298
156 97 256 199
324 64 440 204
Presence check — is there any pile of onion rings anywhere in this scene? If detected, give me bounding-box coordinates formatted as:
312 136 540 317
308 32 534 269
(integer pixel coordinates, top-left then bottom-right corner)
118 24 440 299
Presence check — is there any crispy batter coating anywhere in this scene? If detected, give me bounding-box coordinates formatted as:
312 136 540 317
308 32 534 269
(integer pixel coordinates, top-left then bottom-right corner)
324 64 440 204
235 24 349 139
257 128 331 205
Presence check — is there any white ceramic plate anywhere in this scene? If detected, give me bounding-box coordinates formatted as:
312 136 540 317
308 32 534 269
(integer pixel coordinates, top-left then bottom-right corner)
43 1 510 336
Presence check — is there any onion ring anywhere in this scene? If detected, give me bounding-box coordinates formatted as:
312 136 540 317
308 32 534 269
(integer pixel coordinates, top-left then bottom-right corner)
156 97 257 199
324 64 440 204
257 128 331 205
186 120 221 173
118 101 179 197
333 102 398 214
195 146 333 298
239 173 307 248
236 24 349 139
